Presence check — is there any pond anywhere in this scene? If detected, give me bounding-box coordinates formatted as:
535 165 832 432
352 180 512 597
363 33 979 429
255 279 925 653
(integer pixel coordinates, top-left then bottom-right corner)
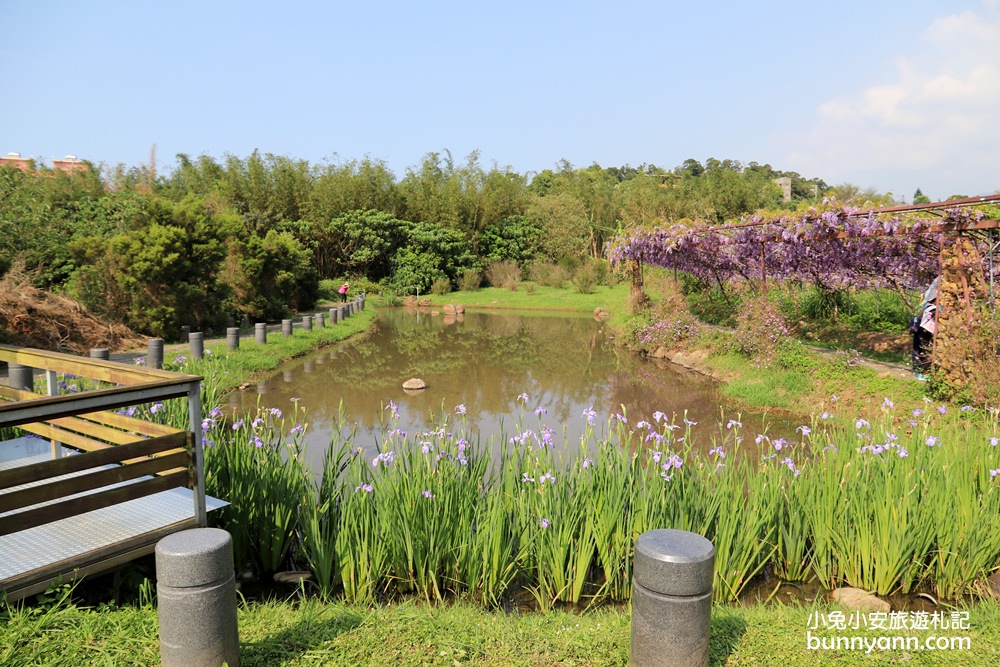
232 307 794 471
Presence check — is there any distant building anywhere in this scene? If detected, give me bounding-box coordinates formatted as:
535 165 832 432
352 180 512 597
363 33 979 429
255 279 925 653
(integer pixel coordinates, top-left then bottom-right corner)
0 152 88 174
51 155 88 174
0 152 32 172
774 177 792 202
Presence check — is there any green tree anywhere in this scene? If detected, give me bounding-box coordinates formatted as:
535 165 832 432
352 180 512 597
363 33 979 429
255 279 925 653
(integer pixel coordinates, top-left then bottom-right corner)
913 188 931 205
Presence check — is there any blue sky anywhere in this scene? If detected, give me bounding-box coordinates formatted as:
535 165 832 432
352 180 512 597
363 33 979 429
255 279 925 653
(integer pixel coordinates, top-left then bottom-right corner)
2 0 998 203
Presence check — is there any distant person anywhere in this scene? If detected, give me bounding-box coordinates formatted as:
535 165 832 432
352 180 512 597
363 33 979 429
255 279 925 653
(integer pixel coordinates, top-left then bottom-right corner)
910 278 938 380
338 281 350 302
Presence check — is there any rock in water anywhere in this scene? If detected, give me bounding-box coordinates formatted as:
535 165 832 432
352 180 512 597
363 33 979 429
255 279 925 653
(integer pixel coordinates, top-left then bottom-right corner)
402 378 427 390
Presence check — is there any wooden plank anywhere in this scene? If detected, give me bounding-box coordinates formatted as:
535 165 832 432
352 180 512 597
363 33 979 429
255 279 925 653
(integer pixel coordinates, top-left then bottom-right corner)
0 451 191 513
0 381 197 428
46 415 149 445
0 519 198 600
16 422 116 453
0 432 189 490
0 471 190 535
78 410 181 437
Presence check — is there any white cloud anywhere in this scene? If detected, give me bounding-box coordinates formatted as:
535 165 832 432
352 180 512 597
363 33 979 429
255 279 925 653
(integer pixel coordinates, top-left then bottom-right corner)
784 4 1000 199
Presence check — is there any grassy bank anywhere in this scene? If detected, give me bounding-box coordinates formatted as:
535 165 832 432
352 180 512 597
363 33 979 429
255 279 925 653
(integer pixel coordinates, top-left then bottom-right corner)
4 594 999 666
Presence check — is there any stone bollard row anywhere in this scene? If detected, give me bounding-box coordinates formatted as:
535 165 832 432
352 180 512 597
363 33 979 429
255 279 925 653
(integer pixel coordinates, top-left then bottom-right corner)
255 323 267 345
7 363 34 392
90 348 110 360
314 313 325 328
226 327 240 351
301 315 312 332
282 319 293 336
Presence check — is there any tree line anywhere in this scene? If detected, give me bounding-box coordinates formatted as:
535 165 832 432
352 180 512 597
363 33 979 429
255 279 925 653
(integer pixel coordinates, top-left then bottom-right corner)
2 148 846 339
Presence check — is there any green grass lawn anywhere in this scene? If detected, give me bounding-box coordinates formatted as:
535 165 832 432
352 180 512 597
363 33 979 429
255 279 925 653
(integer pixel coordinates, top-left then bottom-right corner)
4 595 999 666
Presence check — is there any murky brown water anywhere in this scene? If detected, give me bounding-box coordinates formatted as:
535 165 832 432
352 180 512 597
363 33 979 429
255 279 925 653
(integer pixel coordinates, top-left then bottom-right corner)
232 308 794 471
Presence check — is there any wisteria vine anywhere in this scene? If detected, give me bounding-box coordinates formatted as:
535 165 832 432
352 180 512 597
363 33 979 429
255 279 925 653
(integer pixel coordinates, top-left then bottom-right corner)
608 202 997 292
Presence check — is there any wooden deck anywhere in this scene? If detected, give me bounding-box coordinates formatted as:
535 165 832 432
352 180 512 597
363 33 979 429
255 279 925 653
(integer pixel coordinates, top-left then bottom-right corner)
0 344 222 601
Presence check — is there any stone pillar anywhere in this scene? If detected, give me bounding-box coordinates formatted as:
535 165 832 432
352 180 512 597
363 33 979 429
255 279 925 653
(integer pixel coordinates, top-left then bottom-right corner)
301 315 313 332
254 323 267 344
90 348 110 360
314 313 325 329
339 304 348 320
329 307 339 324
226 327 240 351
156 528 239 667
360 293 366 310
180 325 191 343
147 338 164 369
630 529 715 667
281 319 293 336
7 363 33 392
189 332 204 360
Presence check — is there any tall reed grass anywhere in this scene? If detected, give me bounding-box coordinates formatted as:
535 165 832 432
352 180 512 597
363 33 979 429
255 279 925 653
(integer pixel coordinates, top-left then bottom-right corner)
199 393 1000 607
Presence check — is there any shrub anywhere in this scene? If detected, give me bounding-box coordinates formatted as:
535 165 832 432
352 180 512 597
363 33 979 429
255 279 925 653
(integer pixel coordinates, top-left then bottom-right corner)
484 260 521 290
458 268 482 292
732 295 791 368
522 281 537 295
430 278 452 295
528 262 570 288
572 262 598 294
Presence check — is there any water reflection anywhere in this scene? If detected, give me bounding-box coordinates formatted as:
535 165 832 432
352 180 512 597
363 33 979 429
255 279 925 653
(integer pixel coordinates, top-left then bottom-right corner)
232 308 792 470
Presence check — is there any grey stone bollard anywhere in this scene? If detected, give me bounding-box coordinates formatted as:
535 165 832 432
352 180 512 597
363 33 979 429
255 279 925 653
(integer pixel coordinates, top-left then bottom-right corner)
156 528 239 667
226 327 240 351
339 304 349 320
147 338 164 369
190 332 204 360
301 315 313 332
329 307 339 324
255 323 267 344
314 313 325 328
90 348 110 360
631 529 715 667
8 363 33 391
281 319 293 336
180 325 191 343
360 293 366 310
